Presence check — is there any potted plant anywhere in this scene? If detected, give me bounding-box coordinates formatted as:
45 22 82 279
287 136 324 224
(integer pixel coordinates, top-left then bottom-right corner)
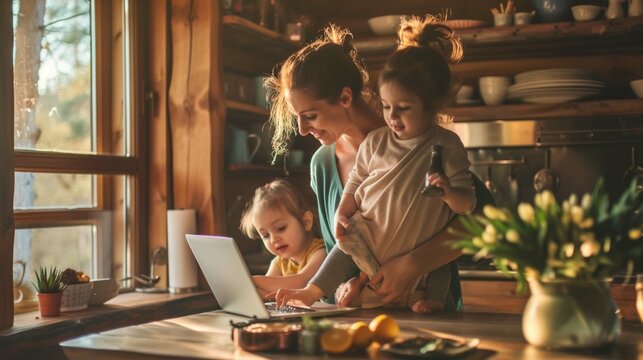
453 178 642 349
32 266 67 317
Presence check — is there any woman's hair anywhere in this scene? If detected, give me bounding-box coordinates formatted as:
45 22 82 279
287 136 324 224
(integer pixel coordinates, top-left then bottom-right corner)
240 179 311 239
265 24 373 158
378 14 463 125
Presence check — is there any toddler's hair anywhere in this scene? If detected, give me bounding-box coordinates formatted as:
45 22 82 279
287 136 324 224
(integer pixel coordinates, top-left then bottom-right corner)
240 179 310 239
379 14 463 125
265 24 375 158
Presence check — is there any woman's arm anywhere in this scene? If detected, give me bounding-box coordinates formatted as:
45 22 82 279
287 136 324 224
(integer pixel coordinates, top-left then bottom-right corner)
253 249 326 297
368 219 462 303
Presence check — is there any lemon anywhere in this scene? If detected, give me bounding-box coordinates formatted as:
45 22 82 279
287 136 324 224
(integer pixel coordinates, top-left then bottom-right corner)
349 321 374 350
369 314 400 344
320 327 352 354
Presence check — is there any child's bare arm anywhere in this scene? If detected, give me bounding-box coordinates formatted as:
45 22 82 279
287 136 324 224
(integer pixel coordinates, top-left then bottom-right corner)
335 193 358 240
252 249 326 295
427 173 475 214
443 186 476 214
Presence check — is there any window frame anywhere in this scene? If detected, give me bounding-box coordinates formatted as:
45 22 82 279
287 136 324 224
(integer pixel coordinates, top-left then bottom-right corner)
2 0 149 325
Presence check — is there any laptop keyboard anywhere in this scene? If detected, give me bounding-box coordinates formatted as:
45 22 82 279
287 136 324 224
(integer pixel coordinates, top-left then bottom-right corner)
265 303 314 314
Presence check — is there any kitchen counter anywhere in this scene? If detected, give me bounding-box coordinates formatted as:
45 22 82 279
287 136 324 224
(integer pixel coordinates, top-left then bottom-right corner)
60 309 642 359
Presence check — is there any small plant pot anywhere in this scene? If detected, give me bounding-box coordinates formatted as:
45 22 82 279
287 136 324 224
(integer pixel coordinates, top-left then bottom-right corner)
37 292 63 317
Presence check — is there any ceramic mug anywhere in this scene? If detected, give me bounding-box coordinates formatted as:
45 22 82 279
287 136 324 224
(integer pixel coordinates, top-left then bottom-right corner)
514 11 534 25
13 260 26 303
227 126 262 164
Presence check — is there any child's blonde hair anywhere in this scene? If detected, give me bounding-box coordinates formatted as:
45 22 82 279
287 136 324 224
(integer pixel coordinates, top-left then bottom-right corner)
240 179 311 239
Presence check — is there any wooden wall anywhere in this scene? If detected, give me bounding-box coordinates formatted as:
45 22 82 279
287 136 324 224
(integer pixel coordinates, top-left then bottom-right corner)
0 0 15 331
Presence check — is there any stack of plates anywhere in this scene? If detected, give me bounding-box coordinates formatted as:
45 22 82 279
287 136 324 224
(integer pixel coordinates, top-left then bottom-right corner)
508 68 604 104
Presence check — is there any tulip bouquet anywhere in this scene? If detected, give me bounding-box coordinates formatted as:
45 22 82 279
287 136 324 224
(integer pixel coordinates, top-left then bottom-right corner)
453 179 643 293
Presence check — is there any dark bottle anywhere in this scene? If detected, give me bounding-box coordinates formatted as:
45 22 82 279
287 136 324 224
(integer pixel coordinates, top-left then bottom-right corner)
422 145 445 197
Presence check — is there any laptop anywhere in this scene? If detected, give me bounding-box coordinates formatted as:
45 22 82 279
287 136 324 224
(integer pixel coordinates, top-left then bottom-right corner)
186 234 356 319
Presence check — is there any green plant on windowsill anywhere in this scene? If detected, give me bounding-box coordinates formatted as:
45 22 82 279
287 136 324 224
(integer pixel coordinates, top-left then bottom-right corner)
32 266 68 294
32 266 68 317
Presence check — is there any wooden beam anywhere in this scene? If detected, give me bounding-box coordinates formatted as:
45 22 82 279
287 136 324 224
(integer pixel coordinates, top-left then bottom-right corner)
147 0 171 288
0 0 15 330
169 0 224 235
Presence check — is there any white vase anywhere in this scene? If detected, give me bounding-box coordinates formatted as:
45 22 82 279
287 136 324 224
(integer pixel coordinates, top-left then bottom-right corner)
522 279 621 349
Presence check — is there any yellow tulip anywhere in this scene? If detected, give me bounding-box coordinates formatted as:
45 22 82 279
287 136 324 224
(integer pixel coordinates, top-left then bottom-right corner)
518 203 535 224
506 229 520 243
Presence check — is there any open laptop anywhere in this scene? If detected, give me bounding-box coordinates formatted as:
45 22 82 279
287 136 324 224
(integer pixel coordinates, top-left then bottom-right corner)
186 234 356 319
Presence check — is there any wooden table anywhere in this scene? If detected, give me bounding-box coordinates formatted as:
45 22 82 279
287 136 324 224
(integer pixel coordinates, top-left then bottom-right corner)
60 309 642 359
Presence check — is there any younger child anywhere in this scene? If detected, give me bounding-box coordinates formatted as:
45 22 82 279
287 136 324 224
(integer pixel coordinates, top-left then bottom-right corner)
334 15 476 313
240 179 326 298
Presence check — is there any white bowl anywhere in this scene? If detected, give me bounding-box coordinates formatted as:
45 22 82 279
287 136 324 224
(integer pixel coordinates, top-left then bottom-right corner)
456 85 474 100
631 79 643 99
479 76 512 105
367 15 403 36
571 5 602 21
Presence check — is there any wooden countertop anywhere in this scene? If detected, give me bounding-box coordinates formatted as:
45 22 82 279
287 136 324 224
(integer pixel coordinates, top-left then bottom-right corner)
60 309 642 360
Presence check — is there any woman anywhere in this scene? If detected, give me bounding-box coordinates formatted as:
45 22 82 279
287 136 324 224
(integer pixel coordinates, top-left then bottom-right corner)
265 24 494 308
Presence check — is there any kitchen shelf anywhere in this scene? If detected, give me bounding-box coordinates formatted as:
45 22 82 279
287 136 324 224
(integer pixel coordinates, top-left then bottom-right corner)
227 163 279 172
355 16 643 65
226 99 269 121
227 163 309 174
447 98 643 122
221 15 299 74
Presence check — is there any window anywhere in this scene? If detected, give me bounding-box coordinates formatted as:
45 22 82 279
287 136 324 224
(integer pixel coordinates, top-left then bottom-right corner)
10 0 146 314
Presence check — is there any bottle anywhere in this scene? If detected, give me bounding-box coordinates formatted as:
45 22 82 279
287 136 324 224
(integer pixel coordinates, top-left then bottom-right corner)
422 145 445 197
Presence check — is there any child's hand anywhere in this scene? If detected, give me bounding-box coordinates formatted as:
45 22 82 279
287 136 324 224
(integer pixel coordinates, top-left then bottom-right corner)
334 214 352 241
335 272 368 307
427 173 452 199
266 284 324 308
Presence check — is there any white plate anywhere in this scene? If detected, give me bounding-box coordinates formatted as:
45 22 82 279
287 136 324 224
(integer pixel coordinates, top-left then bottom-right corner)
515 68 595 83
509 88 602 98
509 79 605 92
516 91 600 103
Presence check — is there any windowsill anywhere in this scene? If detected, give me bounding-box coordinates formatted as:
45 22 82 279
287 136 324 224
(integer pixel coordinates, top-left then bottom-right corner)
0 291 217 356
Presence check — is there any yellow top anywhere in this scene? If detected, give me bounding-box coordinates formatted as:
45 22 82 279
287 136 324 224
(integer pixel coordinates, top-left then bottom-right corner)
271 238 325 276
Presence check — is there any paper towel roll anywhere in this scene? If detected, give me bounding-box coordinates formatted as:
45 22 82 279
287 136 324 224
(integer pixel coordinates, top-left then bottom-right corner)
167 209 198 292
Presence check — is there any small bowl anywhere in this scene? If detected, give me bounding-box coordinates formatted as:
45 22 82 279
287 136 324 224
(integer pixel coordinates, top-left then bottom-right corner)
367 15 403 35
456 85 474 100
88 278 120 305
479 76 512 106
631 79 643 99
571 5 602 21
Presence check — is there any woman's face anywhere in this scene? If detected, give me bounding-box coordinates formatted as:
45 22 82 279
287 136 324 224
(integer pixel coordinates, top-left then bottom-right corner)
286 88 352 145
379 81 433 140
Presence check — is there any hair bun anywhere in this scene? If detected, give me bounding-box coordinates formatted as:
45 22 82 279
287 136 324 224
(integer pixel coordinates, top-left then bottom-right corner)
341 32 354 53
397 15 462 64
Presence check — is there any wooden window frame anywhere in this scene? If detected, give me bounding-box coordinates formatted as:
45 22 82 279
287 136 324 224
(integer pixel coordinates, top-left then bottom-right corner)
1 0 148 329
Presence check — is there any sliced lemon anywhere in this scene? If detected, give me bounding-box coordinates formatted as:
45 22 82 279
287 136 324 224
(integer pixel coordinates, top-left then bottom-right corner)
320 327 352 354
350 321 374 350
369 314 400 344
